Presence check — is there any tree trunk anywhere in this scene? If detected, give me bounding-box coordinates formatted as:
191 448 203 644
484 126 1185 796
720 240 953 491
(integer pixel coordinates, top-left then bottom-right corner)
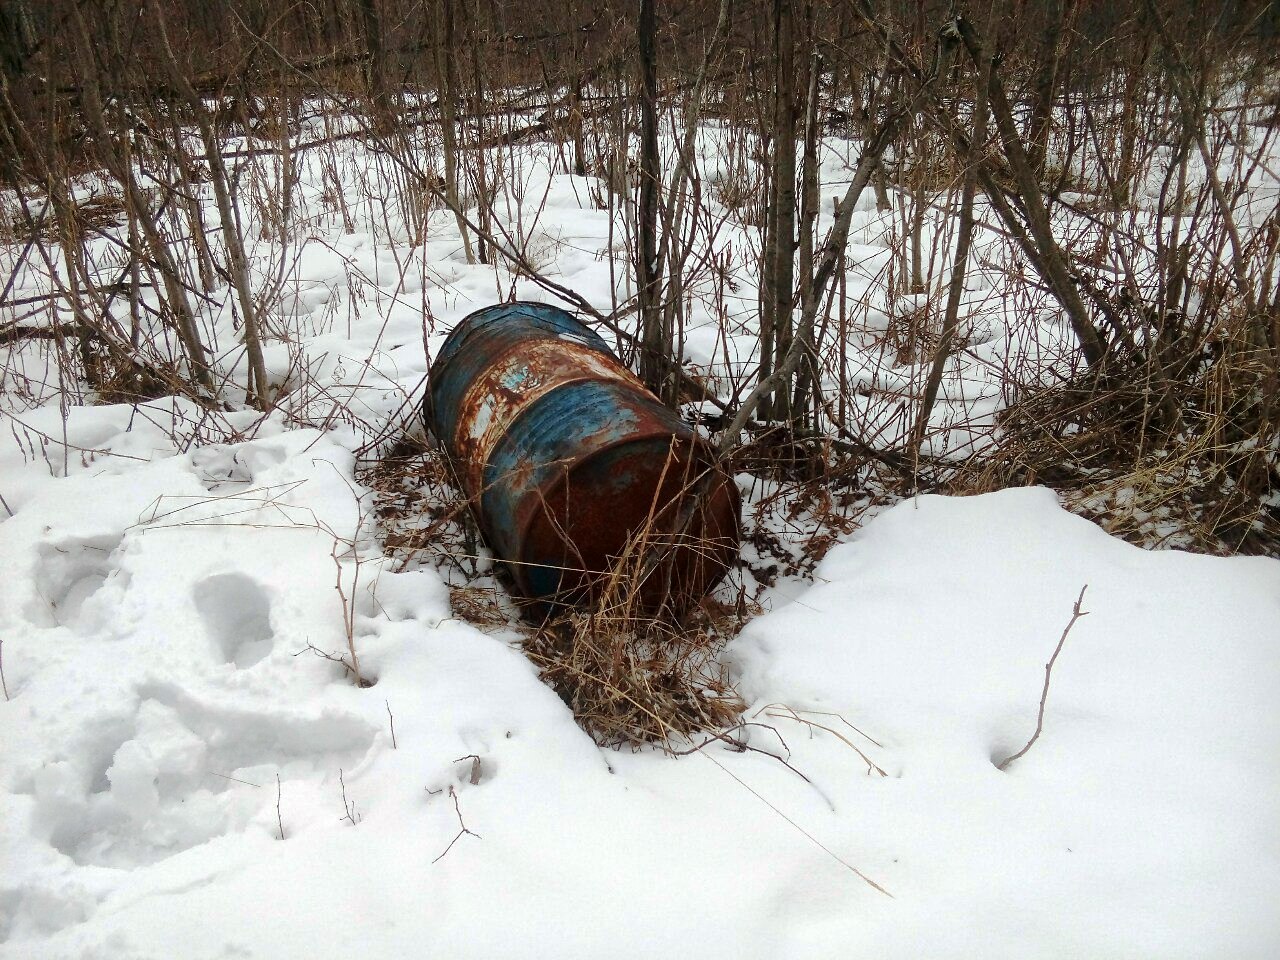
1026 0 1071 178
768 0 797 422
637 0 667 399
148 0 271 408
912 44 991 474
356 0 393 131
793 49 822 425
435 0 475 264
952 17 1108 368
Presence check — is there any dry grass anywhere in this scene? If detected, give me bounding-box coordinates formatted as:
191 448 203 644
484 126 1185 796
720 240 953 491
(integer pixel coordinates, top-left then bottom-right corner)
524 596 748 749
360 435 481 575
1 192 126 244
949 347 1280 556
448 582 517 628
520 460 751 749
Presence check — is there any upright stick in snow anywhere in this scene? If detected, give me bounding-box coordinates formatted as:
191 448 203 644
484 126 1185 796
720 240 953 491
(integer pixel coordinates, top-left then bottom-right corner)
997 585 1090 771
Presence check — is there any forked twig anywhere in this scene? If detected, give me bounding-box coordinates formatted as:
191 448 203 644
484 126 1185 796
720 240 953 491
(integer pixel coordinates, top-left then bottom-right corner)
338 768 360 824
433 786 481 863
755 703 888 777
671 723 811 784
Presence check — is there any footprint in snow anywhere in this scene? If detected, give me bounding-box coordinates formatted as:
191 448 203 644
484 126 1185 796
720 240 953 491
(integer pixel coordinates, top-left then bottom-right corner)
23 681 377 869
27 533 127 629
193 573 276 669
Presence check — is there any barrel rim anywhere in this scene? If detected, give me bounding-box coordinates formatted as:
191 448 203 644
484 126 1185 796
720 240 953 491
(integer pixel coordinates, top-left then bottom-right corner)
428 300 606 398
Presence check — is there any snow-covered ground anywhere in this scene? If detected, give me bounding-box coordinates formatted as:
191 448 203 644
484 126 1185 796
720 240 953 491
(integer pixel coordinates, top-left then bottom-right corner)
3 116 1280 957
4 462 1278 957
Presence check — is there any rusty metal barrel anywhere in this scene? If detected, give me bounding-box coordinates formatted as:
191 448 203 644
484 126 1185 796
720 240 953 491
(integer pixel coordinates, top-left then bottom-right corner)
425 302 740 608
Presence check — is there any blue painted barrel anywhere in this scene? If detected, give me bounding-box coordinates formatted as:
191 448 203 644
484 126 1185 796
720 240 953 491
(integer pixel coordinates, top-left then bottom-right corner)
425 302 740 608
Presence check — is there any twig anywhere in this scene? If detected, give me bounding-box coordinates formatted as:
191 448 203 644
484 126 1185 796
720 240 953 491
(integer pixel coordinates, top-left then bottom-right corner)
997 585 1090 771
671 725 812 784
276 773 285 840
294 639 359 678
432 786 481 863
385 700 397 749
338 768 360 824
0 634 9 701
698 747 892 897
756 704 888 777
331 544 366 687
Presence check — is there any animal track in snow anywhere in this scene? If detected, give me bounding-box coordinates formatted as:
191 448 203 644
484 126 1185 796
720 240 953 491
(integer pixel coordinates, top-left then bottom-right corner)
191 444 287 493
28 534 126 628
26 681 377 869
193 573 275 668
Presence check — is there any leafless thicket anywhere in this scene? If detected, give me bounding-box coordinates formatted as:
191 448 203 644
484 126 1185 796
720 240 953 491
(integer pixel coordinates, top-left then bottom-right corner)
1 0 1277 735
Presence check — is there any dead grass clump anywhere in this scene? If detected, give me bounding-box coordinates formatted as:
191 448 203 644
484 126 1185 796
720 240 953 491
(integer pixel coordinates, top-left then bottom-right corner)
448 583 514 629
524 602 746 749
359 435 480 574
951 346 1279 555
1 192 126 244
884 297 941 366
710 169 767 225
90 351 173 405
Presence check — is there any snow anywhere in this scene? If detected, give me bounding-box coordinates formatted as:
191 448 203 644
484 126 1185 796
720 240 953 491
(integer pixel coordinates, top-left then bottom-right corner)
3 465 1278 956
3 110 1280 957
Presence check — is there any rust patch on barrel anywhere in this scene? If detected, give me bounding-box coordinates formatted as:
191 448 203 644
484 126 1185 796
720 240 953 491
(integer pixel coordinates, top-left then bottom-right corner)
451 337 646 500
515 436 740 607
